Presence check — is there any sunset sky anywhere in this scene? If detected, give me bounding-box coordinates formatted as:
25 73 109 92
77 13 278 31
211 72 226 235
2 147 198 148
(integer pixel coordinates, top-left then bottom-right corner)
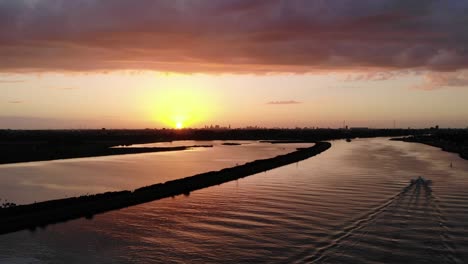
1 0 468 129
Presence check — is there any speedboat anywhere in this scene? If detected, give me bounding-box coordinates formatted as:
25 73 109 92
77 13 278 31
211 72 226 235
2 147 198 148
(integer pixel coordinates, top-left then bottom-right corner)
410 176 432 186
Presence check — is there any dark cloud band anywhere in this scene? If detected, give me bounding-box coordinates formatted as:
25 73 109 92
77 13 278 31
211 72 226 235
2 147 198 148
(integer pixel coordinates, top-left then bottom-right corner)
0 0 467 73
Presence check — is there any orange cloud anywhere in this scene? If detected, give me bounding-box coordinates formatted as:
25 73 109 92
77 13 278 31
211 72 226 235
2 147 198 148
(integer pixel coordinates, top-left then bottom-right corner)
414 70 468 90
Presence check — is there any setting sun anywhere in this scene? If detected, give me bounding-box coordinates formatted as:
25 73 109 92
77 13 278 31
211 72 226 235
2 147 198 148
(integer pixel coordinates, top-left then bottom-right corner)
147 81 217 128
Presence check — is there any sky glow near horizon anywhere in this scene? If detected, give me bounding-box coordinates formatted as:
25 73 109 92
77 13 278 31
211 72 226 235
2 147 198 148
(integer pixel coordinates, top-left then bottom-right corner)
1 0 468 129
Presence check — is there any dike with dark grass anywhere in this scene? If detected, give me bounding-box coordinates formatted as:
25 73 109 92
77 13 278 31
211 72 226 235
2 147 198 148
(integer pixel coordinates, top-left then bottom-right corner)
0 142 331 235
0 145 213 164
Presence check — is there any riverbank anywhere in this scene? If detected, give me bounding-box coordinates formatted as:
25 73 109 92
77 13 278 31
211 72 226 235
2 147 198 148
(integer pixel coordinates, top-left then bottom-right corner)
0 128 415 164
0 145 212 164
392 136 468 160
0 142 331 235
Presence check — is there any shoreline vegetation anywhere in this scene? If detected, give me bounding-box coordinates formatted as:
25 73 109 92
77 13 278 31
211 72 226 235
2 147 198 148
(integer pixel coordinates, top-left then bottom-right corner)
221 142 243 146
0 128 416 164
392 134 468 160
0 142 331 235
0 145 213 165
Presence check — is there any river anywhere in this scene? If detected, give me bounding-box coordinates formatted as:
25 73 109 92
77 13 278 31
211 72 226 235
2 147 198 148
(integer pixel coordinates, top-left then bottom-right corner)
0 141 306 204
0 138 467 263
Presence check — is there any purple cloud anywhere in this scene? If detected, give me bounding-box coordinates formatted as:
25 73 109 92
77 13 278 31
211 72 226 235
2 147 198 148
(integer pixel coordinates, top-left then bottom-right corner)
0 0 467 73
50 87 79 90
267 100 302 105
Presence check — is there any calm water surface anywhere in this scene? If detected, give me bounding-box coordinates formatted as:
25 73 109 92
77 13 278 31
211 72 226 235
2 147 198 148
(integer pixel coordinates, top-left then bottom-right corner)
0 141 304 204
0 138 467 264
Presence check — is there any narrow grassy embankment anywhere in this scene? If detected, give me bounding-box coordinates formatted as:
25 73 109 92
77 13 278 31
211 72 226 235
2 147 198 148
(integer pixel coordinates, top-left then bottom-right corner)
0 145 213 164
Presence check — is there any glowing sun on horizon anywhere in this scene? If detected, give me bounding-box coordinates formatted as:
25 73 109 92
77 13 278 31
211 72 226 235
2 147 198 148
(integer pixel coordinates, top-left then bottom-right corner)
149 86 215 129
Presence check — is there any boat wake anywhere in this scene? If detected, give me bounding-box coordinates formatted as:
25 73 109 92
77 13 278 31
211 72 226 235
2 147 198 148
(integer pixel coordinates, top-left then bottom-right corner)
290 178 460 264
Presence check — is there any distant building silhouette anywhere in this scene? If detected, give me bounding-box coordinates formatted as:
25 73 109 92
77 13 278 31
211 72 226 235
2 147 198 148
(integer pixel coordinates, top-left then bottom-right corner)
205 124 231 130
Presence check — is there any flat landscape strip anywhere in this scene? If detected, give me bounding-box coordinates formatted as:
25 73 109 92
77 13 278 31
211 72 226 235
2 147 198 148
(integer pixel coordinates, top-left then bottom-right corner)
0 145 213 164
